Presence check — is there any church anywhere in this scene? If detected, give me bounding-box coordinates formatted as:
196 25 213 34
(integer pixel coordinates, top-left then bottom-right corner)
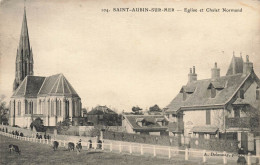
9 8 82 128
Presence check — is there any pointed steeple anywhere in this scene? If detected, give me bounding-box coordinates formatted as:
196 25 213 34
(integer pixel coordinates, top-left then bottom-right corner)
13 7 34 92
226 54 244 76
19 7 30 52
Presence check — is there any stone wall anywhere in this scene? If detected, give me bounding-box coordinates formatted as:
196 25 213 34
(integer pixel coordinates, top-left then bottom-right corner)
103 130 181 146
190 137 239 153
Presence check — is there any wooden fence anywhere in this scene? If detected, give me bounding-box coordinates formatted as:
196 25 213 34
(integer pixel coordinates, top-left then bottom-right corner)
1 131 259 164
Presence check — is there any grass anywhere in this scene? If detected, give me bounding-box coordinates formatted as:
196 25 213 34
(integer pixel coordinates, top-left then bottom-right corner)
0 135 200 165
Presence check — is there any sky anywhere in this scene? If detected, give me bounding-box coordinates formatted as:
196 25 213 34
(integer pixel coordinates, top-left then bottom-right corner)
0 0 260 112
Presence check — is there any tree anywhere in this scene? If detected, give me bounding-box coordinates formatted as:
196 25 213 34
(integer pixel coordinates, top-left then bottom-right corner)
30 117 45 132
82 107 88 117
0 95 9 125
149 104 162 112
132 106 143 115
57 118 72 133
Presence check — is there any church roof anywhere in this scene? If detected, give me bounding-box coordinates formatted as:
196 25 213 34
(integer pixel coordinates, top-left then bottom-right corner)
12 74 79 98
226 56 244 76
12 76 45 97
38 74 79 97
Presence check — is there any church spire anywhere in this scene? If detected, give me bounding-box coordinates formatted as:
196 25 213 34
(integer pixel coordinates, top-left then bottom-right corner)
13 8 34 92
19 7 30 52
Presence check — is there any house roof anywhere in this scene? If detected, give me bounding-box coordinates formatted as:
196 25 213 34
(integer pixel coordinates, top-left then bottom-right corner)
12 74 79 98
191 125 218 134
123 115 168 132
87 106 117 115
232 98 249 105
166 73 251 112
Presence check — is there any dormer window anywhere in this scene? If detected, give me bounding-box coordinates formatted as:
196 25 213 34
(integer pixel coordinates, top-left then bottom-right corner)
256 86 259 100
156 118 165 126
180 86 195 101
207 84 216 98
208 82 224 98
136 118 144 127
211 87 216 98
183 92 187 101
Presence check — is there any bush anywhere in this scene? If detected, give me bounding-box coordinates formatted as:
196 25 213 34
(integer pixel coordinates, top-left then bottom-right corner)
30 117 45 132
89 128 100 137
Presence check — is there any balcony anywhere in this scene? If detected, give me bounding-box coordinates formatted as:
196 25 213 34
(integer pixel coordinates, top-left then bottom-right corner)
226 117 259 129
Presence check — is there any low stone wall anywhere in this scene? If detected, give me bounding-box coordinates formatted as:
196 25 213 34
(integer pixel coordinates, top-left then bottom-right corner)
190 138 239 153
103 130 181 146
0 125 97 143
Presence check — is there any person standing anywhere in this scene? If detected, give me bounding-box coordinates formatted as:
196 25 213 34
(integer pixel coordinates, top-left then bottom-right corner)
237 147 247 165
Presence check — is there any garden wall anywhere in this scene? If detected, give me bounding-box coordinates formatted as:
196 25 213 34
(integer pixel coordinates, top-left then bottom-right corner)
190 137 239 153
103 130 181 146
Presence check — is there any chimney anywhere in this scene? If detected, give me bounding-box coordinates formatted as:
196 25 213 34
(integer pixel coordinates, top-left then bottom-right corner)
243 55 253 75
188 66 197 83
211 62 220 80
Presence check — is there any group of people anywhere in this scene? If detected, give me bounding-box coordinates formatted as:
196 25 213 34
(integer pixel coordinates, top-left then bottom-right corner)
36 133 51 140
11 130 24 137
1 127 8 133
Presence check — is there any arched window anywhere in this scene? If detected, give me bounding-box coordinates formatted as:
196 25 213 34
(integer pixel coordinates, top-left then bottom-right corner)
51 100 54 116
65 100 69 118
72 101 75 117
18 102 21 116
256 86 259 100
56 100 61 116
48 100 50 116
25 100 28 114
29 101 33 114
56 100 59 116
59 100 62 116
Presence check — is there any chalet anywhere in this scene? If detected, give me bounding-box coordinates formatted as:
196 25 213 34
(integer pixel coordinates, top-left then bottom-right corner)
122 114 169 135
165 55 260 152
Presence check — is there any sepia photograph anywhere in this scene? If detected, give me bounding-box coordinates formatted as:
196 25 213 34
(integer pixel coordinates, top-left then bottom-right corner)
0 0 259 164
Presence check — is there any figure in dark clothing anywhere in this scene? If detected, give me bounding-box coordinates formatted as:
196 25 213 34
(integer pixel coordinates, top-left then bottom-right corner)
237 148 247 165
44 134 47 139
20 132 24 137
39 135 42 139
88 140 92 149
36 133 39 139
12 131 14 135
